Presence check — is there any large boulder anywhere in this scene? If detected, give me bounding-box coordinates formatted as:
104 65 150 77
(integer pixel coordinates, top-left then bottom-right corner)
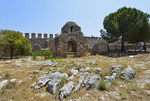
37 72 68 87
75 76 84 92
82 75 91 87
121 66 135 80
59 81 74 100
46 79 60 94
86 74 100 90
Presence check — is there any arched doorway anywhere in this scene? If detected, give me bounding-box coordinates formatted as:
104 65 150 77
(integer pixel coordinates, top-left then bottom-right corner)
68 40 77 52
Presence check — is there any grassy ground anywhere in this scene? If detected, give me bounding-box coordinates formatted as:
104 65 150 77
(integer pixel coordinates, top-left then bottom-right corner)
0 54 150 101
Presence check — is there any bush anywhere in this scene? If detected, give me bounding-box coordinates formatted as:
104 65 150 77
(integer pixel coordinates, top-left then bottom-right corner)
67 71 73 77
41 50 53 60
85 69 93 73
32 51 41 60
121 94 127 99
39 66 43 70
4 72 10 79
59 77 66 87
97 79 107 90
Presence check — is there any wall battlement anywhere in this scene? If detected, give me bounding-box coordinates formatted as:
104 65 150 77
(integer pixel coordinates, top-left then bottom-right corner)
24 33 59 39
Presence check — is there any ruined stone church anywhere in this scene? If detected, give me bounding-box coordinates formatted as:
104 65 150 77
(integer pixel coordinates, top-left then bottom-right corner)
25 21 108 57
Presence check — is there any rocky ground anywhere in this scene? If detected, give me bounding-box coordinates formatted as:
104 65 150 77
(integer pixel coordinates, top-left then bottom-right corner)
0 54 150 101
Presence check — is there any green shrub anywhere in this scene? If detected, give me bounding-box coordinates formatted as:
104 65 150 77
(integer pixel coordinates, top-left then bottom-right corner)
67 71 73 77
1 88 6 94
4 72 10 79
85 69 93 73
32 74 36 79
59 77 66 87
97 79 107 90
32 51 41 60
39 66 43 70
41 50 53 60
121 94 127 99
101 71 110 79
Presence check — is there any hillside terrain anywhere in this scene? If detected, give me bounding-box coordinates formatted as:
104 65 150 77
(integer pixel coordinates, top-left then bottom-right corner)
0 54 150 101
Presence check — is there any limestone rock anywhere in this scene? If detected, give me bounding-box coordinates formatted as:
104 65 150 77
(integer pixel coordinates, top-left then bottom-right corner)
0 80 8 90
30 82 36 88
75 76 84 92
59 81 74 100
82 75 91 87
109 65 123 74
93 67 101 72
121 66 135 80
86 74 100 90
10 79 16 83
37 72 68 87
70 68 78 75
46 79 60 94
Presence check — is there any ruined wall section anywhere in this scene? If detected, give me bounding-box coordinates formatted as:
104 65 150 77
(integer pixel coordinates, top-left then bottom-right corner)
85 36 102 50
24 33 58 49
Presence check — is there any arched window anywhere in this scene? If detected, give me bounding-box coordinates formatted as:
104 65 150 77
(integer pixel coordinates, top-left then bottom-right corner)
71 26 73 32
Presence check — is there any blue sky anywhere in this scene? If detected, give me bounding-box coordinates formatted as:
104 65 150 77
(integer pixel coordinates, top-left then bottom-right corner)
0 0 149 37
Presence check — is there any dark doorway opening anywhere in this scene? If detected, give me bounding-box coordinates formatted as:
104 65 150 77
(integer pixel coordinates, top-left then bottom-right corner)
71 26 73 32
68 40 77 52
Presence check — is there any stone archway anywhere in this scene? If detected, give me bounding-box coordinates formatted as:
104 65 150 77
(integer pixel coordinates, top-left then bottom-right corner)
68 40 77 52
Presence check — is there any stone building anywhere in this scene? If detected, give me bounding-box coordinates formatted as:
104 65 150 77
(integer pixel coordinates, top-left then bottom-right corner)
49 22 87 57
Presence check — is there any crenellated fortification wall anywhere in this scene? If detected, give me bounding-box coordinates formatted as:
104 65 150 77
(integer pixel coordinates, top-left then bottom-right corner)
24 33 58 49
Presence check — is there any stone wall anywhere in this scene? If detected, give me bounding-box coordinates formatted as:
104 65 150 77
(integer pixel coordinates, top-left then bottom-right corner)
85 36 102 50
24 33 57 49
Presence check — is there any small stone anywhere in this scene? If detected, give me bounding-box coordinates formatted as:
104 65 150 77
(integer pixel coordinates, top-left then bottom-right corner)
85 67 90 71
35 93 47 97
10 79 16 83
80 68 84 72
16 81 22 84
129 91 137 95
88 91 93 95
30 82 36 88
33 70 40 74
34 85 40 90
93 67 101 72
70 68 78 75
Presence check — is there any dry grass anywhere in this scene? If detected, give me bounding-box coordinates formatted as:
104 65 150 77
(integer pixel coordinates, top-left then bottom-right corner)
0 54 150 101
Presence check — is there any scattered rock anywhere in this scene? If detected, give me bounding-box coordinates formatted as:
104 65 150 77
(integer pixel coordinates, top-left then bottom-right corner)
109 65 123 74
0 76 2 79
0 80 8 90
80 68 84 72
87 74 100 90
121 66 135 80
16 80 22 85
35 93 47 98
93 67 101 72
30 82 36 88
67 75 74 81
70 68 79 75
28 75 32 80
59 81 74 100
46 79 60 94
34 85 40 90
85 67 90 71
15 63 21 67
82 75 91 87
37 72 68 87
10 79 16 83
33 70 41 74
104 76 112 86
75 76 84 92
129 91 137 95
